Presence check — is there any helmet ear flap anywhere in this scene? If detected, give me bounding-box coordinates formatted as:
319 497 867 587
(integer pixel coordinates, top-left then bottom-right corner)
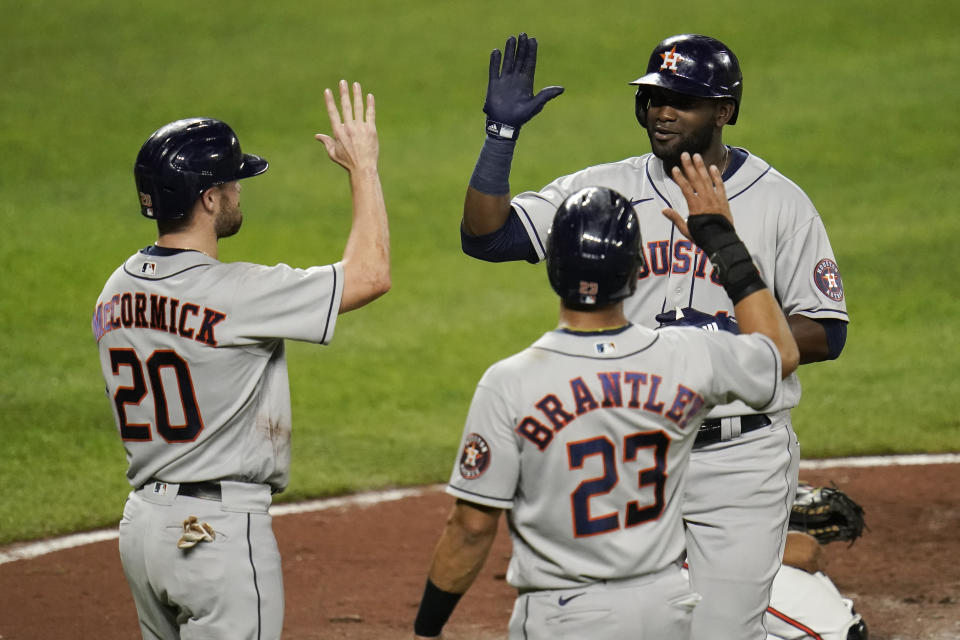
724 97 740 126
634 88 649 128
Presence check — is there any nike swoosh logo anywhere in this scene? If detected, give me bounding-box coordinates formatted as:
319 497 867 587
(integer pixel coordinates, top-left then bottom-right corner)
558 592 586 606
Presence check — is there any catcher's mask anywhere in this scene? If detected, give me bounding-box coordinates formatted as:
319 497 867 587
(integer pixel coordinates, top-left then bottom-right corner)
630 34 743 127
546 186 643 309
134 118 268 220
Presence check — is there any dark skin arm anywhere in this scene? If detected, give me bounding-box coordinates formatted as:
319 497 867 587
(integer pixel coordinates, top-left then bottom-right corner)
462 187 512 236
787 315 832 364
462 33 563 238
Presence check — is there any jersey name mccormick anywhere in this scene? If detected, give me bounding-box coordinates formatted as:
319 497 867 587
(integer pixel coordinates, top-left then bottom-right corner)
92 292 226 346
516 370 705 451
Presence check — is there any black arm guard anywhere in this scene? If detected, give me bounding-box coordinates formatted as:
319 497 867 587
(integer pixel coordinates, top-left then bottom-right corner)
687 214 767 304
413 579 463 637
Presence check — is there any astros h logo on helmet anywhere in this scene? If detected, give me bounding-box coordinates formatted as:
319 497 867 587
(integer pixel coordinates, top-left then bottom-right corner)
659 46 685 72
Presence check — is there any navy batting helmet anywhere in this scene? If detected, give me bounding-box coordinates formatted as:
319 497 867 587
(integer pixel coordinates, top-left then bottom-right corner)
134 118 268 220
630 34 743 127
546 187 643 308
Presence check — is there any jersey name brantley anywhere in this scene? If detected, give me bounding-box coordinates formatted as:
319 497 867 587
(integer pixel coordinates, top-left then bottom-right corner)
93 291 226 346
516 371 704 451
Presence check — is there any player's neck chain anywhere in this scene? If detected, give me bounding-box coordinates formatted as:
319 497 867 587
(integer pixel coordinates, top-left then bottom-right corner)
558 322 631 335
719 145 729 175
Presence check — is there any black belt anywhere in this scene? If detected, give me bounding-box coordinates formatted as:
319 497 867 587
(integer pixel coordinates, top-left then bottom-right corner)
694 414 771 446
178 482 222 500
148 480 222 500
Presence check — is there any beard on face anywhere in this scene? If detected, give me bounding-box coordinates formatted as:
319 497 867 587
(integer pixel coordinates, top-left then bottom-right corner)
214 199 243 238
646 117 715 174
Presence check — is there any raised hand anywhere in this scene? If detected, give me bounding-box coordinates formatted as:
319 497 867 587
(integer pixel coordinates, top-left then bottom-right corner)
315 80 378 173
483 33 564 138
661 152 733 240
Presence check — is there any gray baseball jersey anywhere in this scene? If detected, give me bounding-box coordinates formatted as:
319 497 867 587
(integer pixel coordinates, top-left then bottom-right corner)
510 149 848 418
93 248 344 492
447 323 782 592
506 147 843 638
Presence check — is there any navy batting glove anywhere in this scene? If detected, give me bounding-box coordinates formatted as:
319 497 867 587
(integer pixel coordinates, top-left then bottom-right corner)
483 33 564 140
655 307 741 334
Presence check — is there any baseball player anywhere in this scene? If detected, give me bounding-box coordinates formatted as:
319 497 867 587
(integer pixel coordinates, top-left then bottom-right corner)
92 80 390 639
459 33 848 638
763 483 869 640
764 531 868 640
413 157 800 639
676 531 868 640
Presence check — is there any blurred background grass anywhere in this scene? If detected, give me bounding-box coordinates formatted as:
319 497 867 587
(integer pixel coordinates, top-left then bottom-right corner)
1 0 957 544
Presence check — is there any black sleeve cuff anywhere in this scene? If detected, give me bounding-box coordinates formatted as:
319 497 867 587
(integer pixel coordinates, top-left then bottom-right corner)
820 317 848 359
413 579 463 637
461 211 537 263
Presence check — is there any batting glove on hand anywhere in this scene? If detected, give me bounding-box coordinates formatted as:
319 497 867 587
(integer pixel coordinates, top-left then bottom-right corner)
177 515 216 550
655 307 741 334
483 33 564 140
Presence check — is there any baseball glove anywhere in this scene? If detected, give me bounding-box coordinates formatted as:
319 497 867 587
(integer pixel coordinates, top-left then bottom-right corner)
789 483 867 545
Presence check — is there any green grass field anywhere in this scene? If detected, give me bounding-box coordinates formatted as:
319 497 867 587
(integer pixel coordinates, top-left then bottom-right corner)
1 0 958 545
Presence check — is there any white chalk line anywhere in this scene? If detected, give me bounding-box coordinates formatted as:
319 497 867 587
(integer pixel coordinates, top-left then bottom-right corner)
798 452 960 469
2 453 957 566
0 486 442 566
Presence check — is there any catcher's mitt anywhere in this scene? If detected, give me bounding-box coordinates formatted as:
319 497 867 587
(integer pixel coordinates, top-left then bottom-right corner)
789 483 867 545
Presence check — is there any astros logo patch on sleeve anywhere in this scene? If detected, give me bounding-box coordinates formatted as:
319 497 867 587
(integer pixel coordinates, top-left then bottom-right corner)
813 259 844 302
459 433 491 480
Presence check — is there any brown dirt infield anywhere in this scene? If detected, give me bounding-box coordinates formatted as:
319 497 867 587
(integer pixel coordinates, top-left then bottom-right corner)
1 462 958 639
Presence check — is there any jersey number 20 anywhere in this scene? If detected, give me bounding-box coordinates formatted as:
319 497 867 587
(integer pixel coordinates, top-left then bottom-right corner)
568 431 669 537
109 348 204 442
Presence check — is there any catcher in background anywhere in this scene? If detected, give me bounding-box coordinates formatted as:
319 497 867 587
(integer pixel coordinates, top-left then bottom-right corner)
681 483 869 639
764 484 869 640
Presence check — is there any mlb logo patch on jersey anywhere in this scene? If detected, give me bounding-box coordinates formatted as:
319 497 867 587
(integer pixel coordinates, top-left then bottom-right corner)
595 341 617 354
140 261 157 276
459 433 491 480
813 259 844 302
